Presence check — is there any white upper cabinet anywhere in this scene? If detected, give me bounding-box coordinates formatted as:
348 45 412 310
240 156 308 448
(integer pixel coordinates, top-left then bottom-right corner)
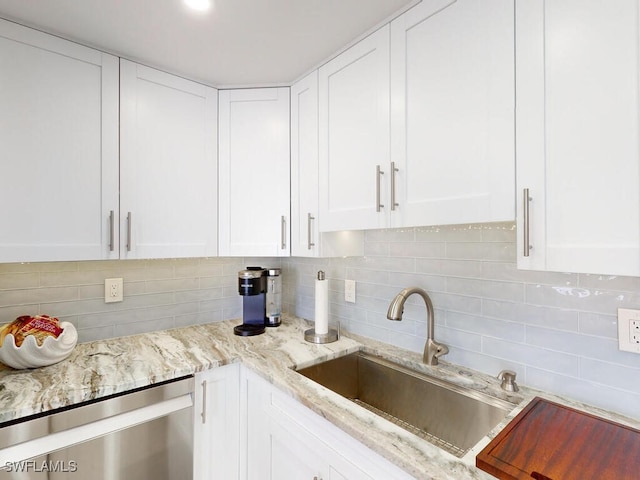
390 0 515 228
319 1 515 234
291 71 364 257
0 19 119 262
516 0 640 276
120 60 218 259
218 88 291 256
291 71 320 256
318 25 391 232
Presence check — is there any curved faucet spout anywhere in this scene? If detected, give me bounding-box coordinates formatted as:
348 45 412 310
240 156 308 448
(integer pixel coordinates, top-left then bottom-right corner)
387 287 448 366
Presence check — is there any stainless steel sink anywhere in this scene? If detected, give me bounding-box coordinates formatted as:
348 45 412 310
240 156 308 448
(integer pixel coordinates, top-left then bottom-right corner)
296 352 514 457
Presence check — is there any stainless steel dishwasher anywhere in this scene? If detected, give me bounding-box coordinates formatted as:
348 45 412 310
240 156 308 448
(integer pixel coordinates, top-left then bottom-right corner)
0 376 194 479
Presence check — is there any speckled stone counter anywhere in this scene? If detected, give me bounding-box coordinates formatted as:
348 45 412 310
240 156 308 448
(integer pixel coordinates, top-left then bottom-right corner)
0 315 638 479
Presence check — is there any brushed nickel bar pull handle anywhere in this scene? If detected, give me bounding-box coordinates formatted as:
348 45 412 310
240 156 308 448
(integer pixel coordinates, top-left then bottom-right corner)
108 210 115 252
376 165 384 212
126 212 132 252
201 380 207 424
390 161 399 211
281 216 287 250
307 213 316 250
523 188 532 257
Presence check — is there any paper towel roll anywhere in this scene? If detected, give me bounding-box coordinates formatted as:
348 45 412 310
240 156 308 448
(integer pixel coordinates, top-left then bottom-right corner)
315 271 328 335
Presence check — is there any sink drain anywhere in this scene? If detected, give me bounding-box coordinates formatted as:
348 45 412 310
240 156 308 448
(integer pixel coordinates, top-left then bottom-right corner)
352 399 467 458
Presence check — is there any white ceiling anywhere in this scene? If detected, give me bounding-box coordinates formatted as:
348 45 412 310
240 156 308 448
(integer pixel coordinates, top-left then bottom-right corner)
0 0 416 87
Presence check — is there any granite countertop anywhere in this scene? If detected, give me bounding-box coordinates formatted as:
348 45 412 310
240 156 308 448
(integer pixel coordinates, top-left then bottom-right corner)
0 314 638 480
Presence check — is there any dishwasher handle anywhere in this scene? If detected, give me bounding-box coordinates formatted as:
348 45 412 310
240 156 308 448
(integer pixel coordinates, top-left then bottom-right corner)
0 394 193 468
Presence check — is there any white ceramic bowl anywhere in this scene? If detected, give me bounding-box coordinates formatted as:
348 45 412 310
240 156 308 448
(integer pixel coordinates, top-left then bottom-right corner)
0 322 78 369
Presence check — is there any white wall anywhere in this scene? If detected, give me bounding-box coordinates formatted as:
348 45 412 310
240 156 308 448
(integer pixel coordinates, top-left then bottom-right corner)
281 221 640 420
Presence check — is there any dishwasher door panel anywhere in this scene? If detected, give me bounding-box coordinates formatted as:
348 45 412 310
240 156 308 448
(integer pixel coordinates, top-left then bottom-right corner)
0 377 194 480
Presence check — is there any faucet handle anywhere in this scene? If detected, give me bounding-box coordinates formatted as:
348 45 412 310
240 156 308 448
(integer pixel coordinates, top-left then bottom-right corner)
497 370 519 392
436 343 449 357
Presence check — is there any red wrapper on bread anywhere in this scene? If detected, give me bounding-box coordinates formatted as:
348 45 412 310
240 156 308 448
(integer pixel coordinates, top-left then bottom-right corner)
0 315 63 347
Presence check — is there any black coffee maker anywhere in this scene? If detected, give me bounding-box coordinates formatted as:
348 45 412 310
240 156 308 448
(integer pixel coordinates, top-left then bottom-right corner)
234 267 267 336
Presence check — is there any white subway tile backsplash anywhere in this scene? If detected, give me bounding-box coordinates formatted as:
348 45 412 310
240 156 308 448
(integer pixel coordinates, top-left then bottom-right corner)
387 272 446 292
579 357 640 394
446 241 516 262
389 241 446 259
365 228 416 243
283 221 640 419
446 277 525 303
0 257 268 343
525 367 639 420
438 325 483 353
481 337 579 377
480 222 517 242
525 326 635 366
480 261 578 285
525 283 640 314
0 272 40 290
446 311 525 342
416 224 483 242
481 299 579 331
578 273 640 292
364 241 390 256
578 312 618 338
114 316 175 337
0 221 638 419
428 292 483 315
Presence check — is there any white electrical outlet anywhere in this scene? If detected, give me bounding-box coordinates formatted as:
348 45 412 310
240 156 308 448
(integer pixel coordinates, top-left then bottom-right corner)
105 278 123 303
617 308 640 353
345 279 356 303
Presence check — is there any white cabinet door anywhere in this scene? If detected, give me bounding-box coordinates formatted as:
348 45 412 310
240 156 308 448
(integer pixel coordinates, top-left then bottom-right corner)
291 72 365 258
218 88 291 257
319 26 390 232
0 19 119 262
291 71 320 257
193 364 240 480
516 0 640 276
120 60 218 259
390 0 515 228
269 419 326 480
241 366 414 480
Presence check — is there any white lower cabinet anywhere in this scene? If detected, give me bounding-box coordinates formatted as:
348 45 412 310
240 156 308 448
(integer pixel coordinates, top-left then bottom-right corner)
240 367 414 480
193 364 240 480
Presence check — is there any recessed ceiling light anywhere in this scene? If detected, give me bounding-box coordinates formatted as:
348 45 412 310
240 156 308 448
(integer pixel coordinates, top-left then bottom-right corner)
184 0 211 12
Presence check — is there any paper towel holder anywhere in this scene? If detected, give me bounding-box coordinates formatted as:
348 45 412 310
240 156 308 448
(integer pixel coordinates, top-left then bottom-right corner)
305 270 339 343
304 322 339 344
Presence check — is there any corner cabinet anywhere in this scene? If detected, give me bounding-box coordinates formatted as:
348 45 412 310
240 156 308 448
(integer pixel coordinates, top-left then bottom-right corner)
218 88 291 256
291 72 321 256
516 0 640 276
120 60 218 259
240 367 415 480
291 71 364 257
318 26 391 232
0 19 119 262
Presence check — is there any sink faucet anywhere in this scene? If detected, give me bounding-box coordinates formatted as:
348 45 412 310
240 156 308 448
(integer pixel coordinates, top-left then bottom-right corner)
387 287 449 365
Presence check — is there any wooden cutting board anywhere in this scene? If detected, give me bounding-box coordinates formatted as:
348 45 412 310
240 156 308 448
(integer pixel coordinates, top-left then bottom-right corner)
476 396 640 480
